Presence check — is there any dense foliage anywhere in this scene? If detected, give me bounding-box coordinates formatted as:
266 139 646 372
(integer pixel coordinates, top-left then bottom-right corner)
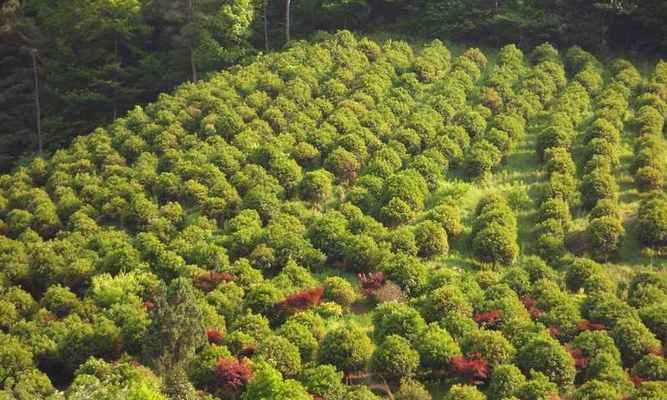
2 0 667 171
0 31 665 399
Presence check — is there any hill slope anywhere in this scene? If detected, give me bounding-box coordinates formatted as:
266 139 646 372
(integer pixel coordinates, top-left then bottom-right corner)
1 31 667 399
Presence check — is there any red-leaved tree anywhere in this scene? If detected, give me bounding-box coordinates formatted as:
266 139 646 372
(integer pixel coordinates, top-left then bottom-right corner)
194 271 236 291
576 319 606 332
357 272 385 295
566 346 589 370
207 328 225 344
521 296 543 319
449 352 489 384
548 325 561 339
215 357 252 391
630 374 645 388
278 287 324 314
474 310 502 328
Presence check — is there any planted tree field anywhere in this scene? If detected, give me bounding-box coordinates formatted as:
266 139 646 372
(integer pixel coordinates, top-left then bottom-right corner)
0 31 666 399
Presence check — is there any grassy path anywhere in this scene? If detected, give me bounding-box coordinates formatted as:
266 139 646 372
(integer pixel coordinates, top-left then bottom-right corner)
490 118 544 255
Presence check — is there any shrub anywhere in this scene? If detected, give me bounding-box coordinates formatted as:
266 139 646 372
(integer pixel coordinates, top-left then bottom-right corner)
587 138 620 166
346 385 383 400
635 105 664 136
422 284 473 322
588 216 624 261
610 318 661 366
449 353 490 385
325 147 361 183
539 198 571 229
382 253 428 295
462 329 516 367
289 311 326 340
244 283 282 315
631 354 667 381
300 169 333 204
590 198 621 220
565 258 610 293
532 43 560 64
278 287 324 315
215 356 252 392
573 380 621 400
588 118 621 144
370 335 420 380
299 364 346 400
501 267 532 296
395 377 432 400
473 223 519 265
464 140 502 177
427 203 464 237
639 303 667 342
514 371 559 400
444 384 486 400
277 320 318 361
575 67 604 95
41 285 80 317
633 381 667 400
381 197 416 226
517 335 576 386
582 294 638 328
636 166 664 192
581 170 618 210
415 324 461 369
322 277 357 309
637 194 667 248
487 364 526 400
373 301 427 343
414 221 449 257
256 335 302 377
241 361 310 400
318 325 372 372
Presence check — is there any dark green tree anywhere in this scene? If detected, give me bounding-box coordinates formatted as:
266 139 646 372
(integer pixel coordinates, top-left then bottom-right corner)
143 278 205 399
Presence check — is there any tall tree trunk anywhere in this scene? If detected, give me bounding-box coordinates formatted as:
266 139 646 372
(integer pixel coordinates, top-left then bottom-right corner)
190 45 197 82
187 0 198 81
264 0 269 50
113 37 118 120
285 0 291 45
30 48 42 155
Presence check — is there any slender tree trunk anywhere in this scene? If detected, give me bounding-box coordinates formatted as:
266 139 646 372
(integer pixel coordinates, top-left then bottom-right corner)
285 0 291 45
264 0 269 50
30 48 42 155
187 0 197 81
113 37 118 120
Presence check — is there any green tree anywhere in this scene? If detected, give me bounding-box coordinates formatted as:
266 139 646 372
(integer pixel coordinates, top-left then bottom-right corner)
370 335 419 380
143 278 205 399
318 325 372 372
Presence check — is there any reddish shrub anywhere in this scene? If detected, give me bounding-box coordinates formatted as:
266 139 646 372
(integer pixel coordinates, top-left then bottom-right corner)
548 325 561 339
207 328 225 344
630 375 644 388
240 344 257 358
474 309 503 328
521 296 543 319
279 287 324 314
357 272 385 295
215 357 252 391
576 319 606 332
449 352 490 384
194 271 236 291
143 300 155 311
567 346 589 370
648 346 663 356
